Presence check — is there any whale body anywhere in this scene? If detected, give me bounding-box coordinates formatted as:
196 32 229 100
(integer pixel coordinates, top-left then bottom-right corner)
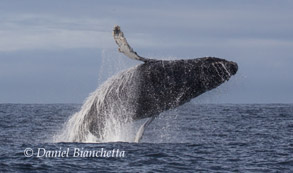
61 26 238 142
84 57 238 140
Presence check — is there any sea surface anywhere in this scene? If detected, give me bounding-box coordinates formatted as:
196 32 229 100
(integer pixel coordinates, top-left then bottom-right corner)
0 103 293 172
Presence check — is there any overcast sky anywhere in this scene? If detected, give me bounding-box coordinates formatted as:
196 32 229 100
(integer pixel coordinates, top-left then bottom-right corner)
0 0 292 103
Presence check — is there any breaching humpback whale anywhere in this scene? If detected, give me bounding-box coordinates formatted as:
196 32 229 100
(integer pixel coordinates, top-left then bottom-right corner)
64 25 238 142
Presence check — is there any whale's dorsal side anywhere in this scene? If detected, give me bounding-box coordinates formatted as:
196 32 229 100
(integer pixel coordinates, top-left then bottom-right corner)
113 25 155 63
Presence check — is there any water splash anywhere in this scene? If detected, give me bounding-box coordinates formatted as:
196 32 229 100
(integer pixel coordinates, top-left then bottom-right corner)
54 65 141 143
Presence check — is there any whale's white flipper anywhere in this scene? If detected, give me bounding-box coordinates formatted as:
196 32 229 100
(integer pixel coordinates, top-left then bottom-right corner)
113 25 153 62
134 116 156 142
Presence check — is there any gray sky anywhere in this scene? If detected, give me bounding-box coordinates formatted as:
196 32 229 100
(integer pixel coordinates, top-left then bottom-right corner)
0 0 292 103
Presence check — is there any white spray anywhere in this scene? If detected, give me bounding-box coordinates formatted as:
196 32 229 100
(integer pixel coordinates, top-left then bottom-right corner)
54 66 141 143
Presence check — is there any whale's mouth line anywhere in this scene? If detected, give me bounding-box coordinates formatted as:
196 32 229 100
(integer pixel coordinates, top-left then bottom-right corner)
212 60 238 80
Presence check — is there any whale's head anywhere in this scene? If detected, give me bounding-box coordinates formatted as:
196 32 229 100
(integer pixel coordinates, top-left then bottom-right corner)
195 57 238 89
135 57 238 119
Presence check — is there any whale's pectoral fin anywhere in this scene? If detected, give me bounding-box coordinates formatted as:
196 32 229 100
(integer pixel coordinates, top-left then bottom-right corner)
113 25 154 63
134 116 156 142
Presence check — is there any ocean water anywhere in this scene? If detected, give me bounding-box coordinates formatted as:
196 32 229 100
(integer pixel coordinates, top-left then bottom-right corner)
0 103 293 172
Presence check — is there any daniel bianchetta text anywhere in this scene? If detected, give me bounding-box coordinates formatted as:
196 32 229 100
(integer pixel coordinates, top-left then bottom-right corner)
24 148 125 158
